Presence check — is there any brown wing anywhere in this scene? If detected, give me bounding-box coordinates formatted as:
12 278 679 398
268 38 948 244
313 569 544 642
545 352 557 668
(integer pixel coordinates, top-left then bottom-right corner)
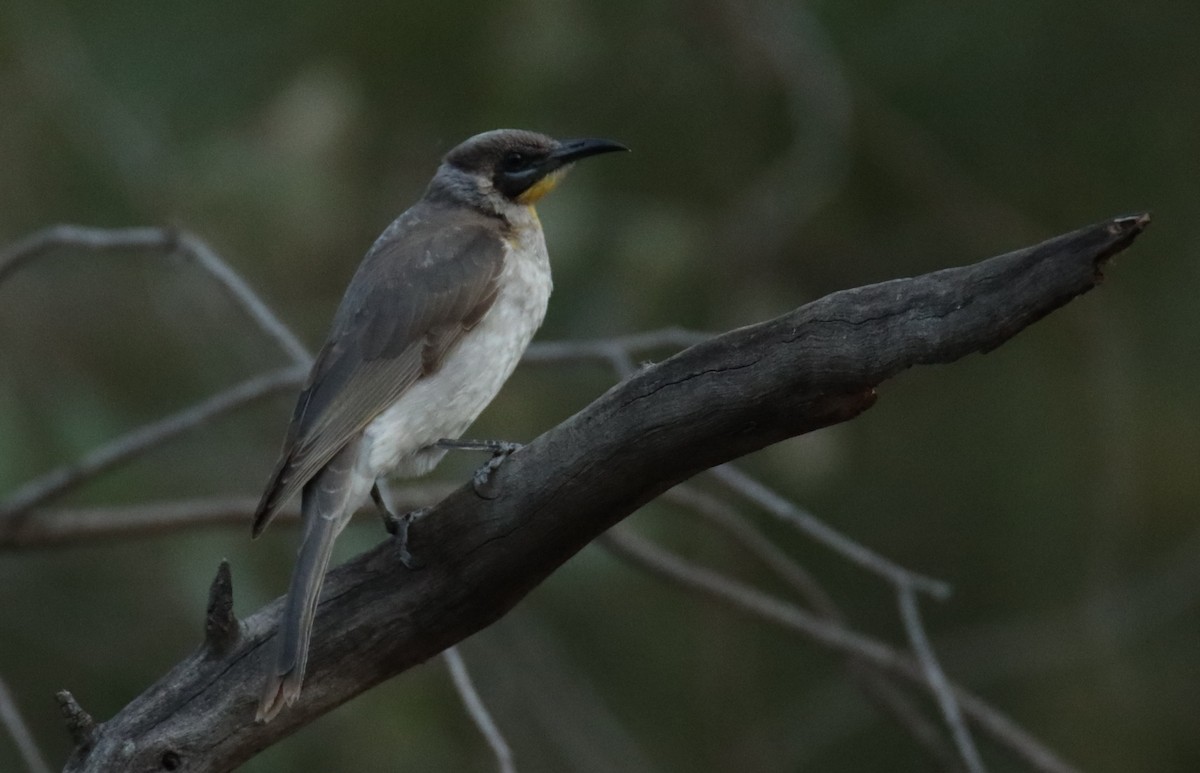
252 202 507 535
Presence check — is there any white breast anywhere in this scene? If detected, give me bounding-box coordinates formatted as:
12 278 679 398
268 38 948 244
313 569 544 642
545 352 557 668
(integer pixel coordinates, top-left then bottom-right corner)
361 215 552 480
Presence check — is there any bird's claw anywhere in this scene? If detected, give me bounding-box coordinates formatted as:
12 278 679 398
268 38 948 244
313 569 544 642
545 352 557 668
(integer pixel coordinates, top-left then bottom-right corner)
383 504 429 570
471 442 522 500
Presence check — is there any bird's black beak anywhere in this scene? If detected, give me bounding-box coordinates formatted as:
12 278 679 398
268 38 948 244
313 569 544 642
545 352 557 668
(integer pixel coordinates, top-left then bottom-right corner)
503 137 628 203
549 138 630 166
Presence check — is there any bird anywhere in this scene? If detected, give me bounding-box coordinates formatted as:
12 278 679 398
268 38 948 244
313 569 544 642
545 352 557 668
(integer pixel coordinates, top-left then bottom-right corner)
250 129 627 721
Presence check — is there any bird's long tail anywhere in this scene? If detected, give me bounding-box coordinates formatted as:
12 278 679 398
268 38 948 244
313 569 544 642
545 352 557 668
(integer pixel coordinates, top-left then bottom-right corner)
257 439 365 722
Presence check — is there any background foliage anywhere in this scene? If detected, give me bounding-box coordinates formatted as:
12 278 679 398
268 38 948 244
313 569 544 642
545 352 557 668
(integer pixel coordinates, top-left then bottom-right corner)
1 0 1197 770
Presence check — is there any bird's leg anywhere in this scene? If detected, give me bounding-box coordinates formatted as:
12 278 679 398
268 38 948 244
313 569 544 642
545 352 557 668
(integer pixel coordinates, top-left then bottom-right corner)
370 481 426 569
435 438 523 500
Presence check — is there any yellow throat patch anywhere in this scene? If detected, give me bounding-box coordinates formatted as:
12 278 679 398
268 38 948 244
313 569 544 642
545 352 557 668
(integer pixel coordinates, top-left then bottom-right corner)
516 168 569 205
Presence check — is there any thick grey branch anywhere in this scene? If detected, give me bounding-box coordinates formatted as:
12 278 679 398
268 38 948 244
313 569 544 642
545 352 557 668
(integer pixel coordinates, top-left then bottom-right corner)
59 215 1147 772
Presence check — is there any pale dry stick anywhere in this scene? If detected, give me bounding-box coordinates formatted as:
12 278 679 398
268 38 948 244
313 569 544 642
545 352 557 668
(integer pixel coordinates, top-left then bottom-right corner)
0 675 51 773
707 466 978 766
1 484 454 549
899 587 987 773
171 230 313 366
600 527 1078 773
524 328 709 369
710 464 951 599
661 484 965 771
484 619 663 773
444 647 517 773
0 225 312 366
0 365 307 520
0 224 316 519
663 484 835 606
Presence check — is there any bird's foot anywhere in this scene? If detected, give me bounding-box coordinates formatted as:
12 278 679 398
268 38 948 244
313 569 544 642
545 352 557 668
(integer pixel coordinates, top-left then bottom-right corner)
435 438 523 500
371 481 427 569
384 507 429 569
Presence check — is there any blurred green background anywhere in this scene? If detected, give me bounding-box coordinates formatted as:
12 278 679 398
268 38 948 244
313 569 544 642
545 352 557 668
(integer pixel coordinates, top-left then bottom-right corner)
1 0 1197 770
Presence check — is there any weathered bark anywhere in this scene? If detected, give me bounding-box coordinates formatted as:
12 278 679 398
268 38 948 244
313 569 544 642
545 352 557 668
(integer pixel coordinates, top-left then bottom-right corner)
61 214 1149 772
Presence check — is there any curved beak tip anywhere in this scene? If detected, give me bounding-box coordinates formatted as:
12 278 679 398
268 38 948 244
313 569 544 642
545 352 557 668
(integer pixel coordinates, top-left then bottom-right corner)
553 137 631 163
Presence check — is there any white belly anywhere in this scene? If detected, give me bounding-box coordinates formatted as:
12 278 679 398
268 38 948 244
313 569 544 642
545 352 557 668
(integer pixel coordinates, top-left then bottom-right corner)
361 224 551 480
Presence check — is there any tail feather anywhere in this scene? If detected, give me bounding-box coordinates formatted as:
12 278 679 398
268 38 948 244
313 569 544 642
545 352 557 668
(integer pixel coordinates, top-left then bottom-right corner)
251 455 296 538
257 439 365 723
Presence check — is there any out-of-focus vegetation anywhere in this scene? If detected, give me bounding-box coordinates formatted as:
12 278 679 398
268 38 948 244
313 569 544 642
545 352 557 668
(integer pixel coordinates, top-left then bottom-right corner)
1 0 1197 770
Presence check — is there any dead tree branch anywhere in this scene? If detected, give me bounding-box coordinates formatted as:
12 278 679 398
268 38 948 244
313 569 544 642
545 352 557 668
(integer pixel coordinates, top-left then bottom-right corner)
49 214 1146 771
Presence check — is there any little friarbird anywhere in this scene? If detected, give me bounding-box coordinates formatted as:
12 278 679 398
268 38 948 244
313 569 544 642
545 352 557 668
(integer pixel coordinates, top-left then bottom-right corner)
251 129 627 721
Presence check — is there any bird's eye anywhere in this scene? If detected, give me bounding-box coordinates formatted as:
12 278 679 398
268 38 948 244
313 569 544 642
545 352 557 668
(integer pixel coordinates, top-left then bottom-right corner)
501 151 527 171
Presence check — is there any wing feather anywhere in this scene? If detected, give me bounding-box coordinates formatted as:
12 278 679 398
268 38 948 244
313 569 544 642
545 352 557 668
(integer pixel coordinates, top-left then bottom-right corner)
252 203 509 535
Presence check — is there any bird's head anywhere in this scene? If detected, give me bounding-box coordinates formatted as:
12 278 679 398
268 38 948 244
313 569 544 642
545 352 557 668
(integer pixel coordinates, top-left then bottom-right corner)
430 129 628 214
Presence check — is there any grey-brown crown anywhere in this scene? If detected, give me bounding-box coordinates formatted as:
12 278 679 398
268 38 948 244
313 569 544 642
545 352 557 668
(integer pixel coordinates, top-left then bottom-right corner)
438 129 627 202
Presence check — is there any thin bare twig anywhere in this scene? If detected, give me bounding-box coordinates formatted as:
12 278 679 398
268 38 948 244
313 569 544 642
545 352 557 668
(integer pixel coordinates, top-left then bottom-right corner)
600 527 1077 773
0 675 51 773
1 485 454 549
663 484 838 610
705 466 974 765
0 225 312 365
0 224 317 521
524 327 710 372
0 366 306 520
710 464 952 599
444 647 516 773
172 230 313 366
661 484 964 770
900 587 986 773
